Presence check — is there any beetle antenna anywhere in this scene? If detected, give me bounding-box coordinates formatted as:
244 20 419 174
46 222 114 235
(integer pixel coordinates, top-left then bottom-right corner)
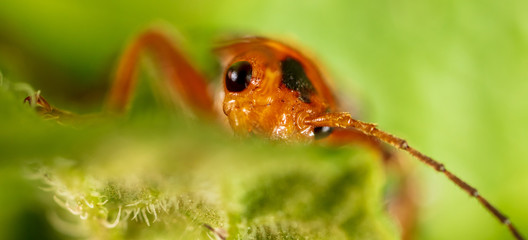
304 112 524 240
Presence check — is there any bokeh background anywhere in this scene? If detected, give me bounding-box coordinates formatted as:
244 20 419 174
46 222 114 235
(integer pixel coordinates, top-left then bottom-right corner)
0 0 527 239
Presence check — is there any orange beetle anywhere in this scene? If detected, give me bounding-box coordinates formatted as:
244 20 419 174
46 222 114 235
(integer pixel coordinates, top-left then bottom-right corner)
27 28 524 240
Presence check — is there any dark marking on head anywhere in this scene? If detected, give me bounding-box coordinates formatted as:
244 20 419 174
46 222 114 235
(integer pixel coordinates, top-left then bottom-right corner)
281 57 315 103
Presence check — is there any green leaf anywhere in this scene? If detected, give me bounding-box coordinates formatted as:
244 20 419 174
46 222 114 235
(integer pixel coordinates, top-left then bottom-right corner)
0 86 397 239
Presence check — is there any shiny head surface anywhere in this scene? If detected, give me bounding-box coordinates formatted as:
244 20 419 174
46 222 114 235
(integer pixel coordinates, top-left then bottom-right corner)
215 37 337 141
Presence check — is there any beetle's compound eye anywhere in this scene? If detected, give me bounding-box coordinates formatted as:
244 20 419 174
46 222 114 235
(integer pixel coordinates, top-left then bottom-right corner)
314 126 333 140
225 61 252 92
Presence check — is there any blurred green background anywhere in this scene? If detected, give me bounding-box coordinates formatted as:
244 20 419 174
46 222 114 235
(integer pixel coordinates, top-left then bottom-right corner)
0 0 527 239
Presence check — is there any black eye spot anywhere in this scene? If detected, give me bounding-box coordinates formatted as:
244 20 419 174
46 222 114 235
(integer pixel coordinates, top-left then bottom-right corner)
225 61 252 92
314 126 333 140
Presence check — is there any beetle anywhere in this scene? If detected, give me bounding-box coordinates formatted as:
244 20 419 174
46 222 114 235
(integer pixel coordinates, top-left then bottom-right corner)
26 28 524 240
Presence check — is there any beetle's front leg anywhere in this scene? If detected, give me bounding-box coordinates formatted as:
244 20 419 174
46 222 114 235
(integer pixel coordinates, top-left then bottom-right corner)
24 92 75 121
106 28 214 116
25 28 215 121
